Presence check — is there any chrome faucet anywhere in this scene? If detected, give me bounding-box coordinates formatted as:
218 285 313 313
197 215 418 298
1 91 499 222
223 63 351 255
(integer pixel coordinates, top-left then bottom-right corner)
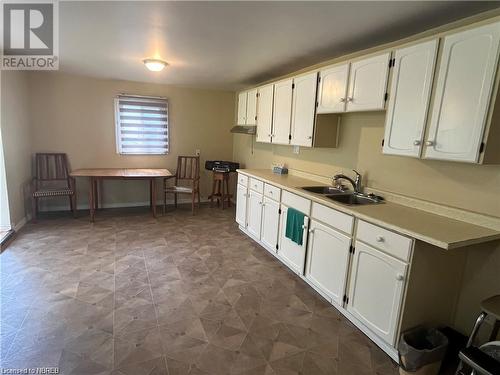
333 170 362 193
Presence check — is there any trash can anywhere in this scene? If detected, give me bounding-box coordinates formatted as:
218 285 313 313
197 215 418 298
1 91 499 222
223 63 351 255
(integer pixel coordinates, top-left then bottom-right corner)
398 326 449 375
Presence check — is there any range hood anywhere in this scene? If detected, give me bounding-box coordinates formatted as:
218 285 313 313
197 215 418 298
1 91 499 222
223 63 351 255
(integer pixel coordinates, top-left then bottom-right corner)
230 125 256 135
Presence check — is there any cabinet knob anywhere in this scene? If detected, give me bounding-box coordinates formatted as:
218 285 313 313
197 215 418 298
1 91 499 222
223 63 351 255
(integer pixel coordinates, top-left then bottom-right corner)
376 235 385 243
308 228 314 234
307 136 312 139
268 134 272 137
346 97 353 102
425 140 434 146
339 98 346 102
396 274 405 281
413 140 421 146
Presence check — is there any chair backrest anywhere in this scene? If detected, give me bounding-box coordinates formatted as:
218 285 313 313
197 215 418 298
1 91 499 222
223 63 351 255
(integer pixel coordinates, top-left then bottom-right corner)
35 153 70 182
175 156 200 181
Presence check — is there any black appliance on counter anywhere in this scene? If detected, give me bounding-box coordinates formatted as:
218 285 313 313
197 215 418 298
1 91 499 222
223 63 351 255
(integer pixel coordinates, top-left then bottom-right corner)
205 160 240 173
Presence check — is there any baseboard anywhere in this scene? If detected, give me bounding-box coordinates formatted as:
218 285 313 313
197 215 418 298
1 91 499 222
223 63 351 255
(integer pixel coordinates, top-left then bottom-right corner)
13 216 28 232
38 197 210 213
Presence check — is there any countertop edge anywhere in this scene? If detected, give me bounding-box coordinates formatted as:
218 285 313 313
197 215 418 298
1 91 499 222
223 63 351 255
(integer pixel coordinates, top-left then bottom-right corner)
236 169 500 250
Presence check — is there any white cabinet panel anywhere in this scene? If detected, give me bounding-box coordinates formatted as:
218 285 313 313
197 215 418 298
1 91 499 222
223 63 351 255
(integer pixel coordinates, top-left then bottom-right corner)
247 190 263 239
237 92 247 125
272 79 293 144
347 241 407 345
383 40 438 157
278 206 309 275
291 72 318 147
346 53 390 112
246 89 258 125
256 85 274 143
235 183 248 227
317 63 350 113
305 220 351 306
424 22 500 162
261 197 280 252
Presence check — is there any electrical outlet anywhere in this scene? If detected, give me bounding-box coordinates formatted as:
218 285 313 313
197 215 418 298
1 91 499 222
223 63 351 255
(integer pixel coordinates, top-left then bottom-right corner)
293 146 300 154
195 149 201 156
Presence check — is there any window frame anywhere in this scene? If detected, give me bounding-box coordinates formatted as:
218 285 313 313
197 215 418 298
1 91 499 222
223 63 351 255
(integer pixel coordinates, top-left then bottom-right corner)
114 94 169 155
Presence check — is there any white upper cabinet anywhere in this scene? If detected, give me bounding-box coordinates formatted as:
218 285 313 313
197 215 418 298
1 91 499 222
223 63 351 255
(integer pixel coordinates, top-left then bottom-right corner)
272 78 294 145
237 89 257 125
347 241 407 345
256 84 274 143
383 40 439 157
305 220 351 306
291 72 318 147
237 92 247 125
317 63 350 114
424 22 500 163
346 53 391 112
246 89 258 125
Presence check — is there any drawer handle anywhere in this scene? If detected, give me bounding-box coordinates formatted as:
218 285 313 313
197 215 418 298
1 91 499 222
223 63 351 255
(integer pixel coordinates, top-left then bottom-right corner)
309 229 314 234
269 191 273 194
396 274 404 281
376 236 385 243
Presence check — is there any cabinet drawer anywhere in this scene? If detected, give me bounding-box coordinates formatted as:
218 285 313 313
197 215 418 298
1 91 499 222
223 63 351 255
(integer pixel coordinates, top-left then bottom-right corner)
264 183 281 201
356 220 412 261
281 191 311 214
249 178 264 194
311 202 354 235
238 174 248 187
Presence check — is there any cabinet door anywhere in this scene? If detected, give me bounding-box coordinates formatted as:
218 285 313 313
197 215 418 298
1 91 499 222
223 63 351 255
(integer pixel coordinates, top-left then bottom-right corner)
256 85 274 143
272 79 293 144
317 64 350 114
246 89 258 125
278 206 309 275
347 241 407 345
261 197 280 252
305 220 351 306
383 40 438 157
247 190 263 239
237 92 248 125
346 53 390 112
291 72 318 147
235 183 248 227
424 22 500 163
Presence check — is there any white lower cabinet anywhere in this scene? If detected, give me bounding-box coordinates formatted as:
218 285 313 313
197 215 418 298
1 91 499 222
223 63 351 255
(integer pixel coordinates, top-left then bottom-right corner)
305 220 351 306
261 197 280 252
235 183 248 227
247 189 263 239
347 241 408 345
278 205 309 275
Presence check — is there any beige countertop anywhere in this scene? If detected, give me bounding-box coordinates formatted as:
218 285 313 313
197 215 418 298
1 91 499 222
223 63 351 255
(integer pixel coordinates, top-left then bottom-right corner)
237 169 500 250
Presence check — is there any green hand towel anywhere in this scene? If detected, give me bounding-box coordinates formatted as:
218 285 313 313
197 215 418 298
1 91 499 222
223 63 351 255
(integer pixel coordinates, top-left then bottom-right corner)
285 207 305 246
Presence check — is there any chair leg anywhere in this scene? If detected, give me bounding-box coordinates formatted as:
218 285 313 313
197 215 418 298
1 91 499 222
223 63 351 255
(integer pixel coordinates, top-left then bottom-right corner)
69 194 76 218
31 196 37 223
163 190 167 215
174 193 177 208
191 192 195 215
197 187 201 209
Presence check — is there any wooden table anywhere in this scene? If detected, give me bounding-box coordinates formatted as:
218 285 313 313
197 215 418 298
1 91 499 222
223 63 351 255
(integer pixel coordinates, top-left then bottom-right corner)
70 168 173 222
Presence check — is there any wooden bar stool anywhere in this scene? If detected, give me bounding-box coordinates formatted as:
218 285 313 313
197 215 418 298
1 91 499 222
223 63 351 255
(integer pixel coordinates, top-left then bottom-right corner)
209 171 232 209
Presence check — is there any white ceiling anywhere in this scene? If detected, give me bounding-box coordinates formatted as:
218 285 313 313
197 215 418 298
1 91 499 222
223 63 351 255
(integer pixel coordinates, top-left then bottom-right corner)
59 1 500 90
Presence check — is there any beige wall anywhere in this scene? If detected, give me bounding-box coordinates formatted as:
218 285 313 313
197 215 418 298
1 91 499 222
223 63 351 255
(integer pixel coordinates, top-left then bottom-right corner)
1 71 32 227
28 72 235 210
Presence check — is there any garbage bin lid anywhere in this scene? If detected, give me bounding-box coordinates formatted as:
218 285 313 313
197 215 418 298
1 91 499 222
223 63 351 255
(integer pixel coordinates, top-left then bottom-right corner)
481 295 500 320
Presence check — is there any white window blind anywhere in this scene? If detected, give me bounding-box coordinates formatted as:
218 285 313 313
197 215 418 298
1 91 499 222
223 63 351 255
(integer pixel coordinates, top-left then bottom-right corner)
115 95 169 155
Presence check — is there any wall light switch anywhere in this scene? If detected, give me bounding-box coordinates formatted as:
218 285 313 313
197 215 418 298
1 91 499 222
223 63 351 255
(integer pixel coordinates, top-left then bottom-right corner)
195 149 201 156
293 146 300 154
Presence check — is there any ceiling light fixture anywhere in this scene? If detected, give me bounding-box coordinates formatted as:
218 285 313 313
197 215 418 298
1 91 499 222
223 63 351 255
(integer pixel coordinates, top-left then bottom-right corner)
143 58 168 72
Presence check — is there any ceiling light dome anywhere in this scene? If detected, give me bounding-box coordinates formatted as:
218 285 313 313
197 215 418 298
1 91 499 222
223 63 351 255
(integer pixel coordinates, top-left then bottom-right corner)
143 58 168 72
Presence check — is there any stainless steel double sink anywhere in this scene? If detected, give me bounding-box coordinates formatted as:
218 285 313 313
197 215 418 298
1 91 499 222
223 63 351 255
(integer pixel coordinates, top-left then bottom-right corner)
300 186 382 205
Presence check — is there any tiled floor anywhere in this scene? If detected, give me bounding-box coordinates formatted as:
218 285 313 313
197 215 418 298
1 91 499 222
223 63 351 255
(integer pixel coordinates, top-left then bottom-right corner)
0 205 399 375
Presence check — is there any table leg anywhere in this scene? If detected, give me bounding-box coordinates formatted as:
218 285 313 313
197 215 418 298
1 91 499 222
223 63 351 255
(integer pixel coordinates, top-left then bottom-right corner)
94 179 99 210
151 178 157 218
89 177 95 222
149 180 153 208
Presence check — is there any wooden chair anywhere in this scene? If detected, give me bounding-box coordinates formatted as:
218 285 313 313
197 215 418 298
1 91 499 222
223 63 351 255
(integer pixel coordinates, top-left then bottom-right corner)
164 156 200 215
31 153 76 221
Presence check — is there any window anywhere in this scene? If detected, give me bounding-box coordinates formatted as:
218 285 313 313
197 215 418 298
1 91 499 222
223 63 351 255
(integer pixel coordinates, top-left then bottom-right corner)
114 95 169 154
